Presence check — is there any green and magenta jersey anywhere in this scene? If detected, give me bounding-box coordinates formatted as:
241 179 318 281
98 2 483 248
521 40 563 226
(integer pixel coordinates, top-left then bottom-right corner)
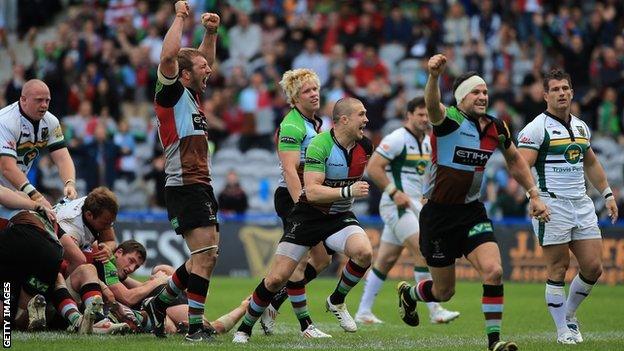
424 106 512 204
302 130 373 214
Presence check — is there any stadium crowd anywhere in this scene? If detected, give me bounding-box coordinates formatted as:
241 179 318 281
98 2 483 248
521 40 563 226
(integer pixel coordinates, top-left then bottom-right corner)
0 0 623 219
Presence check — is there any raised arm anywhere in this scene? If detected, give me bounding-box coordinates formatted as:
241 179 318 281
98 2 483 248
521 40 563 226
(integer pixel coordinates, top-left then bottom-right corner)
367 152 411 209
159 1 190 78
425 54 447 125
198 13 220 68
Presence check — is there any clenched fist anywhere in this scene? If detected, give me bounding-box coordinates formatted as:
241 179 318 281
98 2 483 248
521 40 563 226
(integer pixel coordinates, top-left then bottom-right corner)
175 1 190 19
428 54 447 77
201 13 220 34
350 181 369 198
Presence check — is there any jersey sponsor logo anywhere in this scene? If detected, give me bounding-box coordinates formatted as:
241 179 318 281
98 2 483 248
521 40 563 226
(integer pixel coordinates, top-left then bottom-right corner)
553 166 582 173
452 146 492 166
468 222 493 237
26 277 49 293
576 126 586 137
552 130 562 135
460 131 477 138
41 127 49 140
280 136 297 144
381 143 390 151
518 135 534 144
324 179 356 187
328 162 345 167
53 126 63 139
416 160 427 175
192 114 207 132
170 217 179 230
21 148 39 167
2 141 15 151
564 144 582 164
305 157 322 165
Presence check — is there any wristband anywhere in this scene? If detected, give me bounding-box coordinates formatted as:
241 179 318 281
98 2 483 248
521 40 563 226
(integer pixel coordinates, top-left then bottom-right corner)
384 183 398 197
20 182 38 197
602 187 614 200
525 185 538 199
340 185 353 199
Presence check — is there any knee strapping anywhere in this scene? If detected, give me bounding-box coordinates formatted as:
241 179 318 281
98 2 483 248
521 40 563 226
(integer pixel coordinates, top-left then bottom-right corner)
190 245 219 255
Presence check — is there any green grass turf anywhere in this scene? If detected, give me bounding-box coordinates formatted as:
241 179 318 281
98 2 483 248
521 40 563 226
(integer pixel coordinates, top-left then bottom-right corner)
10 277 624 350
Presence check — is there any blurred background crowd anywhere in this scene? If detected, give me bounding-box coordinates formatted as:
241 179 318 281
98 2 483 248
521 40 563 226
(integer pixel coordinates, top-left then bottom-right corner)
0 0 623 221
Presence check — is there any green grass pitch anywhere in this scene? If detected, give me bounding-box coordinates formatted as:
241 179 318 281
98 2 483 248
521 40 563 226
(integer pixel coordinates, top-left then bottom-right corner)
10 277 624 350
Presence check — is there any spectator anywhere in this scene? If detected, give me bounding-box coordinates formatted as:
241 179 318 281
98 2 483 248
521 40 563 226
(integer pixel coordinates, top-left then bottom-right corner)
77 122 120 192
351 45 388 88
292 38 329 86
218 170 248 215
228 11 261 62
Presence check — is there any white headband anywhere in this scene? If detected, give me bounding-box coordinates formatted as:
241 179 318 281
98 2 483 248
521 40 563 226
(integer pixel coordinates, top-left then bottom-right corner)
454 75 486 104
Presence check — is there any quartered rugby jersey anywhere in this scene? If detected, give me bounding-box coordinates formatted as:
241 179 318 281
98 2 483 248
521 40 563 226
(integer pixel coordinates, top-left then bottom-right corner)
301 130 373 214
517 111 591 199
0 102 66 190
276 108 322 188
424 106 512 204
10 210 62 246
376 127 430 202
54 197 99 251
154 73 211 187
95 256 123 286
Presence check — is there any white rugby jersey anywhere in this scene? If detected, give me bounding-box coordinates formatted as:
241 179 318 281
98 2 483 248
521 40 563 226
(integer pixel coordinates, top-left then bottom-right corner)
0 102 66 190
55 197 96 250
376 127 431 205
517 111 590 199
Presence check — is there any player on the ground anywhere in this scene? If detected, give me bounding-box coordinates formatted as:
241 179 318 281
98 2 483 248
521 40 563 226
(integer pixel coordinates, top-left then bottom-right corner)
55 187 119 274
0 79 77 217
395 54 550 351
355 97 460 325
517 68 618 345
259 68 332 338
232 97 373 343
0 189 57 331
141 1 222 342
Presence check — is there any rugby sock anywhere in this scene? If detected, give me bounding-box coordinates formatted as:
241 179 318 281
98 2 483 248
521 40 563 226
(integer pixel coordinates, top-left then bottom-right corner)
79 282 102 309
52 287 81 327
414 266 440 313
238 279 276 335
186 273 209 334
545 280 568 334
269 286 288 311
409 280 440 302
303 263 318 283
329 260 369 305
287 279 313 331
483 284 504 349
156 264 189 310
357 267 386 314
566 273 596 319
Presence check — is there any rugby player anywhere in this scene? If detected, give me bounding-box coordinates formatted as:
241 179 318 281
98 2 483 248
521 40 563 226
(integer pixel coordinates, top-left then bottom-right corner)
259 68 332 338
233 97 373 343
395 54 550 351
142 1 222 341
517 69 618 344
355 97 459 325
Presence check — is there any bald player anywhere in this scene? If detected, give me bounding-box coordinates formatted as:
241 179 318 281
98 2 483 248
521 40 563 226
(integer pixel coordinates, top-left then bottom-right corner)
0 79 77 217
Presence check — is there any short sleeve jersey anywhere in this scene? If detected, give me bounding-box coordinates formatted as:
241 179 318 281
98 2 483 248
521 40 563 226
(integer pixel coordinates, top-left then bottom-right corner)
376 127 431 205
302 130 373 214
517 111 590 199
424 106 512 204
276 108 322 188
54 197 98 250
154 68 211 187
0 102 66 190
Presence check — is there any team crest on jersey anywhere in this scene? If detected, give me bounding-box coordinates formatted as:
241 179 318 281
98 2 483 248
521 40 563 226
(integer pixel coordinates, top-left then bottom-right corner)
41 127 49 141
576 126 586 137
564 144 582 164
192 113 207 132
